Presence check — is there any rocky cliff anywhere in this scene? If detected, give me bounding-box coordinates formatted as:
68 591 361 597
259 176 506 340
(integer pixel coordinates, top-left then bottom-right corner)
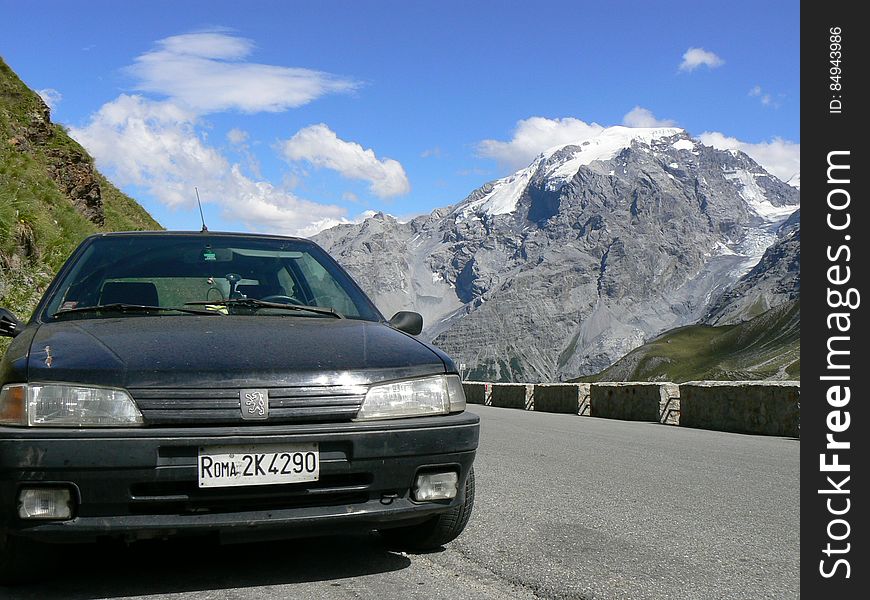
1 57 160 343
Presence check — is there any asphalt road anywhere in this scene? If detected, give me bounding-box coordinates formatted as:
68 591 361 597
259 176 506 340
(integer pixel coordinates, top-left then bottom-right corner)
3 405 799 600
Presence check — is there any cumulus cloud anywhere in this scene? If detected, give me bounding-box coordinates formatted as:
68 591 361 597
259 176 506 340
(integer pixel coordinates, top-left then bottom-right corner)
279 124 411 198
70 94 349 235
37 88 62 109
621 106 677 128
679 47 725 72
126 31 358 114
477 116 605 170
698 131 800 183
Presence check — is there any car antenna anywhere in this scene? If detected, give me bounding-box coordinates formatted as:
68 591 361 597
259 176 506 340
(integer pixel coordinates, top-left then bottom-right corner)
195 186 208 232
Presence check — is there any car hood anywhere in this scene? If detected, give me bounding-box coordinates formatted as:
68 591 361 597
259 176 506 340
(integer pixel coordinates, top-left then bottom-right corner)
27 316 448 388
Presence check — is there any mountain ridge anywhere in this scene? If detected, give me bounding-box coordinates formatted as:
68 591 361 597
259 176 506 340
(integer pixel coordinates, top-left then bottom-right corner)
315 126 799 382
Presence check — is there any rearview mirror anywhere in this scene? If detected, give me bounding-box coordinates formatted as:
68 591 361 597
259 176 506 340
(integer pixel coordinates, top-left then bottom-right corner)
388 311 423 336
0 308 23 338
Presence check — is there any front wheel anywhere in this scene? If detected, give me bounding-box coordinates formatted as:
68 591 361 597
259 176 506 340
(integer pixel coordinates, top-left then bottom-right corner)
380 467 475 550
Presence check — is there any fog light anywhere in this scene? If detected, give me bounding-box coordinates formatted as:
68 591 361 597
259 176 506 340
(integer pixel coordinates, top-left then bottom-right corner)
18 487 74 520
413 471 458 501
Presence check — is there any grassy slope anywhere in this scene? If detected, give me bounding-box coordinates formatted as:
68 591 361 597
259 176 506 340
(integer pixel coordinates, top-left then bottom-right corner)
577 299 800 383
1 57 160 350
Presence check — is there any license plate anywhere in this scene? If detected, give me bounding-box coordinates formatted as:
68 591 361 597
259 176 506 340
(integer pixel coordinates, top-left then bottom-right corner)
197 443 319 488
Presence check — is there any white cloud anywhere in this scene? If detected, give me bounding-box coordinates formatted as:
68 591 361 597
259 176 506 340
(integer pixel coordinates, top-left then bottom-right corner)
421 146 442 158
157 31 252 60
342 191 360 203
126 31 358 114
698 131 800 183
70 94 349 236
749 85 777 107
477 116 604 170
356 209 379 221
621 106 677 128
280 124 411 198
294 209 379 238
225 128 261 177
37 88 62 109
227 128 249 144
679 47 725 72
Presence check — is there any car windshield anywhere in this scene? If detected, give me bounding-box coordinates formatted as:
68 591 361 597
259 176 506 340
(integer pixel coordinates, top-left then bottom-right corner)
41 234 382 322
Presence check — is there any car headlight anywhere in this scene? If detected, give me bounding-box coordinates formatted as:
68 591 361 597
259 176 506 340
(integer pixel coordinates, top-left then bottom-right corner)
0 383 144 427
355 374 466 421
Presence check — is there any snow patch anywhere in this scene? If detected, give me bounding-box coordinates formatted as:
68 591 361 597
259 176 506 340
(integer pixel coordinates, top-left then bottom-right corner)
672 139 694 151
542 126 683 186
456 164 536 217
712 240 738 257
723 168 798 221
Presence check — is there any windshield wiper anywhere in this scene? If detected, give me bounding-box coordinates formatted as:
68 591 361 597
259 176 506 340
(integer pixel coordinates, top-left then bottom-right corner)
184 298 344 319
51 303 223 319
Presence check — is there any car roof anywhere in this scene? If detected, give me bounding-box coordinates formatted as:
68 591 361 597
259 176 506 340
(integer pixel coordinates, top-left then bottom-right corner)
87 231 312 243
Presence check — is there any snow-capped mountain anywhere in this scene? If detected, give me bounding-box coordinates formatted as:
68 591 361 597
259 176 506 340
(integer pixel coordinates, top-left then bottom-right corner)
314 127 800 382
455 127 685 218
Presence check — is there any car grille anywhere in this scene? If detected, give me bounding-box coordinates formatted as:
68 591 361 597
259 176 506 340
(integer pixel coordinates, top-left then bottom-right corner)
128 474 373 515
129 386 367 425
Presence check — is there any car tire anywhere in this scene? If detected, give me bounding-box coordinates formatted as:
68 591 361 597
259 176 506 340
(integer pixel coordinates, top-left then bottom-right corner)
0 531 40 585
381 467 475 550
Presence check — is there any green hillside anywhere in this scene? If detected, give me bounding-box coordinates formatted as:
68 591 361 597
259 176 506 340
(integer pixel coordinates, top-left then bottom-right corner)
1 57 160 348
577 299 800 383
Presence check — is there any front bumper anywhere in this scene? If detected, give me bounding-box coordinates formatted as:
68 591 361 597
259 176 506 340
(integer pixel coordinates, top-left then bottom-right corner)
0 412 479 543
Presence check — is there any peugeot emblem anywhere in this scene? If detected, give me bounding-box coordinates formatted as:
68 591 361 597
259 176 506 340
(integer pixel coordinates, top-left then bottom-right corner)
240 389 269 420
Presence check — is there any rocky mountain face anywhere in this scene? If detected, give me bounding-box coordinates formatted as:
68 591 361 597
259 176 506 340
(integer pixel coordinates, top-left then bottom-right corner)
6 96 105 225
1 57 160 349
704 209 800 325
314 127 800 382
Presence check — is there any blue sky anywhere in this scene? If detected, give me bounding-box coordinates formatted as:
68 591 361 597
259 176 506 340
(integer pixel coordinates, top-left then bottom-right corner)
2 0 800 235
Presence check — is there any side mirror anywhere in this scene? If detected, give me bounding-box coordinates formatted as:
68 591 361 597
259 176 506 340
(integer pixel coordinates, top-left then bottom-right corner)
388 311 423 336
0 308 23 338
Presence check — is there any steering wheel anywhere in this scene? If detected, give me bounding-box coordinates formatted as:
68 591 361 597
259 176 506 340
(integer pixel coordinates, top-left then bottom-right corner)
206 286 226 302
260 295 303 305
